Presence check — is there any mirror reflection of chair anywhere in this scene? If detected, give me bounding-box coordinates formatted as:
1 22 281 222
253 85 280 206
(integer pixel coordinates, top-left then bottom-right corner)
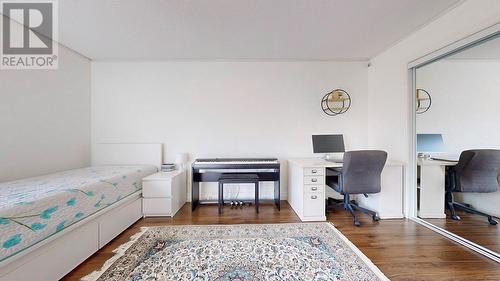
446 149 500 225
326 150 388 226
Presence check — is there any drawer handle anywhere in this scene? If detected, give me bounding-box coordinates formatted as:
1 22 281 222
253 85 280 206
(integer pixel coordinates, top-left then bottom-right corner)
311 195 317 199
311 178 317 182
311 187 318 191
311 169 317 174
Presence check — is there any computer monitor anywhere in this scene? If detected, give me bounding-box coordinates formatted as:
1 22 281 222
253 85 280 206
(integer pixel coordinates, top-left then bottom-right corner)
312 134 345 154
417 134 445 158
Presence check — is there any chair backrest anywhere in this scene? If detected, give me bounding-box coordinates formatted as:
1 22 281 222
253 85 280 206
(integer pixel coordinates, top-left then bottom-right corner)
342 150 388 194
455 149 500 193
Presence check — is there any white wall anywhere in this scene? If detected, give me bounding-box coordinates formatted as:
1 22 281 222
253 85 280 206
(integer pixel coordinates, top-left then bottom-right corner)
91 61 368 200
416 60 500 217
366 0 500 216
0 45 91 182
416 60 500 155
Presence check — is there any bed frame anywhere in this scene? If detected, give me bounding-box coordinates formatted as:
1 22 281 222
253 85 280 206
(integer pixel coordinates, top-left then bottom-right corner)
0 143 162 281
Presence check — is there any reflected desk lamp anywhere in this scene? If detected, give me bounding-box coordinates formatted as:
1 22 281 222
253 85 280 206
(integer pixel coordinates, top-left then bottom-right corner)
417 134 445 159
312 134 345 162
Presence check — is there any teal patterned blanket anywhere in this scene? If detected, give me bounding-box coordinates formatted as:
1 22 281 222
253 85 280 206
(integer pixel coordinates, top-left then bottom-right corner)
0 165 157 262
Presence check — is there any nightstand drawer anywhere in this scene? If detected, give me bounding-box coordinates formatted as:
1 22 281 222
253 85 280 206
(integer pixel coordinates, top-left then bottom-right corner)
304 176 324 185
304 168 323 176
143 198 172 215
143 180 171 197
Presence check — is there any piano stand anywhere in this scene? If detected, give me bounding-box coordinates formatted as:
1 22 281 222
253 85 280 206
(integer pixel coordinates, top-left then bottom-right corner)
191 180 281 212
274 180 281 211
192 180 200 211
218 174 260 214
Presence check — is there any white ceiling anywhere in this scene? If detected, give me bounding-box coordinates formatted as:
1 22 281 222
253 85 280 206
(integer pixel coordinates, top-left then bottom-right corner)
55 0 460 60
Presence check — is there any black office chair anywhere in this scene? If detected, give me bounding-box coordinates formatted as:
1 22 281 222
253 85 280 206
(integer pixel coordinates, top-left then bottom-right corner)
326 150 388 226
445 149 500 225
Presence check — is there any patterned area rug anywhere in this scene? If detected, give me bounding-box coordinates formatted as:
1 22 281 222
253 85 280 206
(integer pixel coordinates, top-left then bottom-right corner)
83 223 388 281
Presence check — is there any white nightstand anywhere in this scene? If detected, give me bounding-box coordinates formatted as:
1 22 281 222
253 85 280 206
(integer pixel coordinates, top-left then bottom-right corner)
142 170 187 217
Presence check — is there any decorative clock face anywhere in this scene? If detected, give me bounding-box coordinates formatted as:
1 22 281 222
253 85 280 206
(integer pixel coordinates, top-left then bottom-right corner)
416 89 431 114
321 89 351 116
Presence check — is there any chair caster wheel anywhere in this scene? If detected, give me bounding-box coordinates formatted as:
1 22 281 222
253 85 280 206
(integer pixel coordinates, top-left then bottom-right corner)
451 215 461 221
372 214 380 221
354 220 361 227
488 217 498 225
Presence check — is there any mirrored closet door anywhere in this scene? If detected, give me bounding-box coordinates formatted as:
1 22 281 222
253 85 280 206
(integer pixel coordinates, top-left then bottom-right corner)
415 34 500 257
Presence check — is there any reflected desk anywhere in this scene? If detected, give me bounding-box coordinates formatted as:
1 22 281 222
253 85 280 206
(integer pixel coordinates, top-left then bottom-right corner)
417 158 457 218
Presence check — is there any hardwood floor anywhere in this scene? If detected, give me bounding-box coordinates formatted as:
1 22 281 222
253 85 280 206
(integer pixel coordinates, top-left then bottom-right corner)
425 210 500 254
63 202 500 281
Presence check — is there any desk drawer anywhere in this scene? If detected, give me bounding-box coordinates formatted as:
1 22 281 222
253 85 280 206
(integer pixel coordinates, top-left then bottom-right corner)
304 185 324 193
303 192 325 217
304 167 324 176
304 176 324 185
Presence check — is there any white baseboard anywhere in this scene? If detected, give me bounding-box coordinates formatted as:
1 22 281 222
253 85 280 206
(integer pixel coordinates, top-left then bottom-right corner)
417 212 446 219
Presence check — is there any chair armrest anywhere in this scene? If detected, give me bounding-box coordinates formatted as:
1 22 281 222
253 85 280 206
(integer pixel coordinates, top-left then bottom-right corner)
326 168 342 176
445 166 457 192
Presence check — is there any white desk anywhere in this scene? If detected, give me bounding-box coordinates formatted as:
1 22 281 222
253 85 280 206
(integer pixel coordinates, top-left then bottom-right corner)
287 158 405 222
417 159 457 218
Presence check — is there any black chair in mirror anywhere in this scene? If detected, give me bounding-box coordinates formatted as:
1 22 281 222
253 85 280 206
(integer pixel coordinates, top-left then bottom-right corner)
445 149 500 225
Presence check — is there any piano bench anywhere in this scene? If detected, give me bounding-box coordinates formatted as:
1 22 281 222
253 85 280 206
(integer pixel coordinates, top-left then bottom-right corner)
218 174 260 214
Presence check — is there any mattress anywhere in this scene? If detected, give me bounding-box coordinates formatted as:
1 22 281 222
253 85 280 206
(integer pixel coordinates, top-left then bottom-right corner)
0 165 157 262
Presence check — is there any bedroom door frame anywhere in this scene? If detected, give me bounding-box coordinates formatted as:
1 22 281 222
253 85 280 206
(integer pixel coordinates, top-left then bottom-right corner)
406 22 500 263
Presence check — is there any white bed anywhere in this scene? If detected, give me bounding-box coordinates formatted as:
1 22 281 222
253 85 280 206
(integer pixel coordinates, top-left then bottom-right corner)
0 143 162 281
